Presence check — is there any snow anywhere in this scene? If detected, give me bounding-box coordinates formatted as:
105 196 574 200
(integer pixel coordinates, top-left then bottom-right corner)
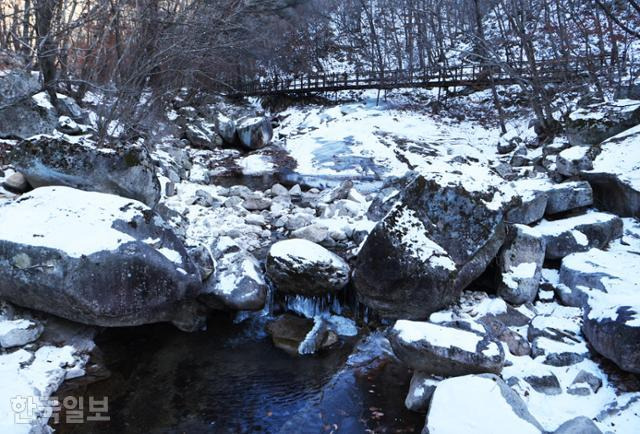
534 211 618 237
0 186 146 257
31 92 54 110
385 205 456 271
503 262 538 290
559 146 588 161
587 124 640 190
426 375 541 434
269 238 346 269
0 345 82 434
238 154 275 176
393 320 499 357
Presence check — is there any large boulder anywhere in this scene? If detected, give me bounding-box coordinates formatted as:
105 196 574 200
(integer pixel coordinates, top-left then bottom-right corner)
266 239 350 297
565 99 640 146
236 116 273 150
388 320 505 376
534 212 623 260
0 187 202 329
422 374 544 434
353 176 506 319
0 70 57 139
582 124 640 217
199 250 267 311
497 224 545 305
544 181 593 215
10 136 161 207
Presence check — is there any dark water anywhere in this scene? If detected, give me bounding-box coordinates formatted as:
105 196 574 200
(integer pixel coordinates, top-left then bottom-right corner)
54 314 423 434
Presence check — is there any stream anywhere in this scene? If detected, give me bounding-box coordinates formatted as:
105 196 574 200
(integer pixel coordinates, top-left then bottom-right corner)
53 312 423 433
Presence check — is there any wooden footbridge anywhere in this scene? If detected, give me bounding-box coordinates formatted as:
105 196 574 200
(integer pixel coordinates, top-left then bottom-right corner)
230 57 601 96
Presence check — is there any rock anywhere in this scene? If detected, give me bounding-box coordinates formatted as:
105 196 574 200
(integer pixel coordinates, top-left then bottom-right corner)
366 171 418 220
553 417 602 434
266 239 350 297
523 373 562 395
1 172 30 194
266 314 337 356
193 189 217 207
285 213 315 231
582 124 640 217
423 374 544 434
405 371 439 413
0 71 57 139
583 295 640 374
497 136 519 154
289 184 302 196
529 315 588 366
10 136 161 207
57 115 82 135
545 181 593 215
199 251 267 311
185 121 223 149
534 212 623 260
497 225 545 305
290 223 329 243
556 146 593 177
213 112 237 144
354 176 506 319
242 196 272 211
236 116 273 150
565 99 640 146
0 319 43 348
186 244 215 281
389 320 504 376
270 183 289 196
570 370 602 394
510 145 531 167
505 190 547 225
0 187 202 329
478 315 530 356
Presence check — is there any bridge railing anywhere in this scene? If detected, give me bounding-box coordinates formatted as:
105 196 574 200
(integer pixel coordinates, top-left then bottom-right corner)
231 56 625 96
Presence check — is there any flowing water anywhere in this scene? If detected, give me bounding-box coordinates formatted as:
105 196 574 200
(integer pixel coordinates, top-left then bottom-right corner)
53 312 423 434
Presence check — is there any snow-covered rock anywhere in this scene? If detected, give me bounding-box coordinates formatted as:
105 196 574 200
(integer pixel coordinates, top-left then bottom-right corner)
582 124 640 217
236 116 273 150
553 417 602 434
534 212 623 260
544 181 593 215
528 315 588 366
0 186 202 329
266 239 350 296
389 320 504 376
405 371 440 413
565 99 640 146
0 71 57 139
556 146 593 177
10 136 161 207
200 250 267 311
1 172 29 194
0 319 43 348
498 225 545 305
423 374 544 434
354 176 505 319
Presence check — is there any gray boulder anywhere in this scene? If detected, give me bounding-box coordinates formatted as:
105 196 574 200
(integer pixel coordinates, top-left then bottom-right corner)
582 125 640 217
556 146 593 177
353 176 505 319
545 181 593 215
405 371 440 413
534 212 623 260
2 172 30 194
10 136 161 207
388 320 505 376
583 296 640 374
266 239 350 296
423 374 544 434
0 71 57 139
236 116 273 150
565 99 640 146
497 224 545 305
199 250 267 311
0 186 202 330
553 417 602 434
